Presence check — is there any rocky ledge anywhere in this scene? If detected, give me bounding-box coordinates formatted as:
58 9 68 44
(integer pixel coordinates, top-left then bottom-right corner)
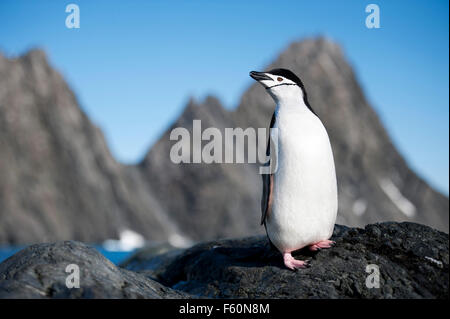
0 222 448 298
0 241 187 298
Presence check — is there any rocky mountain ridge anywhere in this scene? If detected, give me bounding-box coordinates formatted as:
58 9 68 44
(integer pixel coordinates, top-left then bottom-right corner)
0 49 184 244
0 37 448 245
140 37 449 240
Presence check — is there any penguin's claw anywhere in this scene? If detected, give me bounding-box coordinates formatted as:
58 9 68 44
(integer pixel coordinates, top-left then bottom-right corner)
308 240 335 251
283 253 309 270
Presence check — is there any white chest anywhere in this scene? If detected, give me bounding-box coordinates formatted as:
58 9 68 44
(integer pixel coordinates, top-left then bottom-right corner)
266 107 338 252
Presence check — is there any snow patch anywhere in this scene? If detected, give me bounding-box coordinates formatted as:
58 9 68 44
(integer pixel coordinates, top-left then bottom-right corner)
103 229 145 252
379 178 416 218
352 199 367 216
168 233 193 248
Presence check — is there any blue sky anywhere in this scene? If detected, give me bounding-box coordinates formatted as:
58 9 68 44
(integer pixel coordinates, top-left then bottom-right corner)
0 0 448 194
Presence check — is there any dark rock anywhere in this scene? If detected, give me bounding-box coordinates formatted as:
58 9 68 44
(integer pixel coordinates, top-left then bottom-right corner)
125 222 449 299
0 241 188 298
120 243 185 281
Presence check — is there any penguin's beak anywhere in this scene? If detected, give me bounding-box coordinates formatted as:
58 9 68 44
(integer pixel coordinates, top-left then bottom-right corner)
249 71 272 82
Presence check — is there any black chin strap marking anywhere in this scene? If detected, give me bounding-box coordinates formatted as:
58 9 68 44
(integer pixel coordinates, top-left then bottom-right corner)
265 83 297 90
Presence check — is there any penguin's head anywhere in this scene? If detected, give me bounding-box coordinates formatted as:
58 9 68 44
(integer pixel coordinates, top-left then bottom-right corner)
249 68 311 108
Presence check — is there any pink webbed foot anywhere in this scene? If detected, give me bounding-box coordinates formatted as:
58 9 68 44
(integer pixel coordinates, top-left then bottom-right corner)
308 240 335 251
283 252 309 270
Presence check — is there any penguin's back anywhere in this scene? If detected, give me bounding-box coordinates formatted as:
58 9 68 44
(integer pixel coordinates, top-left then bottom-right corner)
266 109 338 253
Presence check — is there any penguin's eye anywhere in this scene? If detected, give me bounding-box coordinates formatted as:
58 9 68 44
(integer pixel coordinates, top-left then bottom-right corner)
277 77 283 82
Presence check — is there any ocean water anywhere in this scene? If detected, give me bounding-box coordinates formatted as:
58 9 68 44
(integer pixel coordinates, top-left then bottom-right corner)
0 247 22 264
0 246 136 266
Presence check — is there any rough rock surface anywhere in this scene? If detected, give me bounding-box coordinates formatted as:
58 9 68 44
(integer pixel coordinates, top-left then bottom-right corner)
0 241 187 298
125 222 449 299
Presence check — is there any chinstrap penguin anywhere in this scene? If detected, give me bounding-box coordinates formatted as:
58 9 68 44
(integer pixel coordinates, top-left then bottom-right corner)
250 69 338 270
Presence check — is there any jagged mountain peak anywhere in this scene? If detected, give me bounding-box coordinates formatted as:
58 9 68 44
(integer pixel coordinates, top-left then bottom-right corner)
0 50 185 244
144 36 448 236
179 95 227 122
